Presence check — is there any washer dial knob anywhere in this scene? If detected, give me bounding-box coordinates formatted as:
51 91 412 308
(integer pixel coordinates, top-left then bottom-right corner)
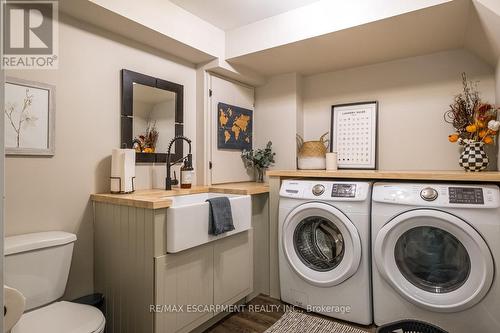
420 187 438 201
312 184 325 196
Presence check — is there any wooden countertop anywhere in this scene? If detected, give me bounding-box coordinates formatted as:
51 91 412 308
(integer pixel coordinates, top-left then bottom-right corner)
266 170 500 182
91 182 269 209
209 182 269 195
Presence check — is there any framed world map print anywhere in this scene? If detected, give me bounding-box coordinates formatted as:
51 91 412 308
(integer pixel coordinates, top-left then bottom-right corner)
217 102 253 150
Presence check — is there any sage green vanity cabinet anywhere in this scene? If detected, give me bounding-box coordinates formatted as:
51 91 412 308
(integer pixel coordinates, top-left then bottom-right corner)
154 243 214 333
213 231 253 306
154 231 253 333
93 201 259 333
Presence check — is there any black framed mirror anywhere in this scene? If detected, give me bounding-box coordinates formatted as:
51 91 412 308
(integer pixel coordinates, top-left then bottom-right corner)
121 69 184 163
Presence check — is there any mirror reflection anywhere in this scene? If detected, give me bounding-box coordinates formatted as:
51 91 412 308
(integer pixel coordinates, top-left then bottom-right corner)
132 83 176 154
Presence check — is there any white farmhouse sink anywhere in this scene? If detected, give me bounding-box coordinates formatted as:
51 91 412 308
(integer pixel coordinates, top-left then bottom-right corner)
165 193 251 253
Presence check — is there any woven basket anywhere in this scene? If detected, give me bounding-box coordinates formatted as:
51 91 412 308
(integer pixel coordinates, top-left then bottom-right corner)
299 141 328 157
297 133 329 169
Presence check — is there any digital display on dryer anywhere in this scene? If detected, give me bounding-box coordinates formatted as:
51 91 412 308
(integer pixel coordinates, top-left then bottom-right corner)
331 184 356 197
449 187 484 204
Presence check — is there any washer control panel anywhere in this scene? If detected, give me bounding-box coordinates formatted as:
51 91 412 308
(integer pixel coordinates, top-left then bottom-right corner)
449 187 484 204
280 180 370 201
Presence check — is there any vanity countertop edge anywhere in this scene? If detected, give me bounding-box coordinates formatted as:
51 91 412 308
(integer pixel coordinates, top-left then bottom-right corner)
90 182 270 209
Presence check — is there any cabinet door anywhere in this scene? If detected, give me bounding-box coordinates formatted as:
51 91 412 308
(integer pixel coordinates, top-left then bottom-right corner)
154 244 214 333
213 230 253 306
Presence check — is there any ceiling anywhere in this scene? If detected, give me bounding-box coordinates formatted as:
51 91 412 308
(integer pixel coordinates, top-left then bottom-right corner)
169 0 322 30
226 0 498 76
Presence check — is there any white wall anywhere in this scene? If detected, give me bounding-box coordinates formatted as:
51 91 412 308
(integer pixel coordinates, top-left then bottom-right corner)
5 14 197 299
496 57 500 169
255 73 302 170
0 9 4 325
302 49 496 170
296 74 304 137
496 57 500 105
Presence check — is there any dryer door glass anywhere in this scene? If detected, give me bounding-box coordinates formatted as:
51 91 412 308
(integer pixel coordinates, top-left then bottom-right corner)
293 216 344 272
394 226 470 293
374 209 494 312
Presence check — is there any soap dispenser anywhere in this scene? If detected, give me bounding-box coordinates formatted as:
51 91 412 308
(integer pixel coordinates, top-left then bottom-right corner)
180 154 194 189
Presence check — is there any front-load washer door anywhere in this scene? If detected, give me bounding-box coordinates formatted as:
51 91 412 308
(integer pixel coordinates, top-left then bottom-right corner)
375 209 494 312
282 202 362 287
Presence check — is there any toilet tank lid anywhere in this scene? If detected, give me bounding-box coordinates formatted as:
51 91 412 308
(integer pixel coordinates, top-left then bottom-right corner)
5 232 77 255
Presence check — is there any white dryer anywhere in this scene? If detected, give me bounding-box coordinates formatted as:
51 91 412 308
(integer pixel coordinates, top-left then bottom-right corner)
279 180 372 325
372 182 500 333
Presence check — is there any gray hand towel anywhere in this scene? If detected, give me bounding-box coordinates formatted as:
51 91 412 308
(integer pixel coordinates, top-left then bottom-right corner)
206 197 235 236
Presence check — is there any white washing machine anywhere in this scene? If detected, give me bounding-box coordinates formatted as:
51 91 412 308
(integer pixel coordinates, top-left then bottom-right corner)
372 182 500 333
279 180 372 325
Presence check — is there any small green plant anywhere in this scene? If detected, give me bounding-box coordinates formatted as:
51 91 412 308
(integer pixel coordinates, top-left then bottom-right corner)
241 141 276 182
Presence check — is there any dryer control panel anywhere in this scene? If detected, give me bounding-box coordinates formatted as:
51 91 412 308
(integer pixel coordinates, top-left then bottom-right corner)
373 183 500 208
448 187 484 204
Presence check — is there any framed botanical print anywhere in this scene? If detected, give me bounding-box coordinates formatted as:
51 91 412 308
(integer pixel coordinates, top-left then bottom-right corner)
4 77 55 156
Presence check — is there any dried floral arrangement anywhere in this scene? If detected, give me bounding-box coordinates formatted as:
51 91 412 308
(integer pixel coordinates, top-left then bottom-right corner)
445 73 499 145
133 121 159 153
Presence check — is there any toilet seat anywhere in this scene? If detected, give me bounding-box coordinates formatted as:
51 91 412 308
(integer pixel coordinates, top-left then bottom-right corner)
11 301 105 333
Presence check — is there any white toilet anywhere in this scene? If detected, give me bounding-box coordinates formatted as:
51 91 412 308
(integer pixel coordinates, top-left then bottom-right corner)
5 231 105 333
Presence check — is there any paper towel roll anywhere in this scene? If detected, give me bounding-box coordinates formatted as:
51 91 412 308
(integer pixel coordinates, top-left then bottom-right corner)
111 148 136 193
111 149 122 193
326 152 338 171
122 149 136 193
4 285 25 332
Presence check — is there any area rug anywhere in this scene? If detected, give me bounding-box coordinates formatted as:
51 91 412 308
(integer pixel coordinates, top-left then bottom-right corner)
264 310 370 333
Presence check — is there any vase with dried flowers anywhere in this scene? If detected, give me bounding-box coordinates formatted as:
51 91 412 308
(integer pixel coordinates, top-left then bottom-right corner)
445 73 499 172
241 141 275 182
133 121 159 153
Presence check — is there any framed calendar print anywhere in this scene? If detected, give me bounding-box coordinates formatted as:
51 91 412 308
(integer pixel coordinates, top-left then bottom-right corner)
330 101 378 169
